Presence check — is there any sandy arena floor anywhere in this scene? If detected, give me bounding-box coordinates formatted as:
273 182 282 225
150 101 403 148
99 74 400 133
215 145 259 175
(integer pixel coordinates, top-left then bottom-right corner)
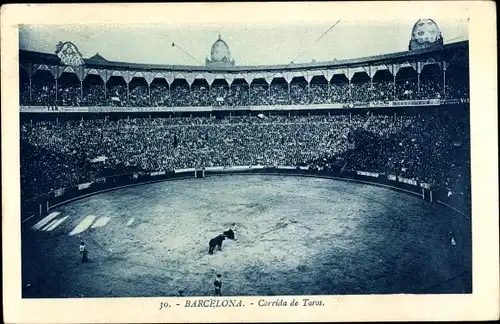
22 174 472 297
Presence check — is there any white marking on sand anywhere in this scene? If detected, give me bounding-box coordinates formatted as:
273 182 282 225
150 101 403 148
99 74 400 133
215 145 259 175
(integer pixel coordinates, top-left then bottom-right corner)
41 220 58 231
91 217 111 228
127 218 134 226
32 212 60 231
69 215 97 236
45 216 69 232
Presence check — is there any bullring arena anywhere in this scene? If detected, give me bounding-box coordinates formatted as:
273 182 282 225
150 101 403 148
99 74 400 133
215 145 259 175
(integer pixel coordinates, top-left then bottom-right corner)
22 173 471 297
19 20 472 298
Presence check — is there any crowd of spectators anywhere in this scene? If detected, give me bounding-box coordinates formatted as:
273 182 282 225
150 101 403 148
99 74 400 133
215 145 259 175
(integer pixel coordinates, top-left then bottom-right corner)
19 76 469 107
21 111 470 207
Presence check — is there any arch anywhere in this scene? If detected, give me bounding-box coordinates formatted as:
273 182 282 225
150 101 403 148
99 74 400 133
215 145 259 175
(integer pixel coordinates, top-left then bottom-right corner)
170 78 189 88
30 69 56 106
83 73 104 85
62 66 77 75
194 73 207 80
111 70 123 77
273 72 284 79
233 73 246 80
151 77 169 87
395 66 418 82
350 71 370 84
270 77 287 85
310 75 328 85
107 75 126 86
133 71 145 79
128 76 149 106
87 68 99 76
330 74 349 84
32 69 54 83
150 78 170 107
81 73 105 106
58 71 80 84
372 69 393 83
420 63 441 78
153 72 166 80
192 78 209 88
251 77 268 85
129 76 148 87
37 64 50 72
174 72 186 80
290 76 308 85
212 78 229 87
232 78 248 86
57 72 81 106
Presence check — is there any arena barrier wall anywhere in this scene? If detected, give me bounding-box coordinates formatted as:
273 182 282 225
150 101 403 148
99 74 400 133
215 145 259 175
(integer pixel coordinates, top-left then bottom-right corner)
21 166 470 223
19 99 447 114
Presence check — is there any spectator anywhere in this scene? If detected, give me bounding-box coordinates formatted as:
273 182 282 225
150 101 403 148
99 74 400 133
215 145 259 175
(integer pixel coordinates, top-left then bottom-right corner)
20 111 470 208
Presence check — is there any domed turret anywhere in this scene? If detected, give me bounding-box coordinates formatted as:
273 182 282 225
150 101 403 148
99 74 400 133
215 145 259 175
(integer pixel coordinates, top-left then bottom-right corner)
409 19 444 51
206 35 235 67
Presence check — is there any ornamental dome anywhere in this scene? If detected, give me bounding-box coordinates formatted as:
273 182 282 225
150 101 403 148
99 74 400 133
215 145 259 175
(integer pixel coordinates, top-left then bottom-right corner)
409 19 443 51
206 35 235 67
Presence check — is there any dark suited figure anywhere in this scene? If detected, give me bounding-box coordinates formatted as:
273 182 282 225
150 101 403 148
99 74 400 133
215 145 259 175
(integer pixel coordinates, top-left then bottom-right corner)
214 274 222 296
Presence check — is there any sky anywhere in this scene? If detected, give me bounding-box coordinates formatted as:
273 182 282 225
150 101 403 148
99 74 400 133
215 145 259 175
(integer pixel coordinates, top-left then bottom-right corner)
19 20 468 67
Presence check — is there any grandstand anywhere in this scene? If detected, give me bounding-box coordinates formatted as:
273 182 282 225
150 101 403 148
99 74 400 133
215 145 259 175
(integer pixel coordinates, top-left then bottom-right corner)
20 20 472 297
19 40 468 109
19 24 470 210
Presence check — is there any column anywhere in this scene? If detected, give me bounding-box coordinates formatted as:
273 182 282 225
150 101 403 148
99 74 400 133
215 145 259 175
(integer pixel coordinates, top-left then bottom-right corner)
55 78 58 105
417 72 420 95
148 84 151 105
443 68 446 97
29 77 32 101
393 74 396 94
168 85 172 107
80 81 83 100
127 82 130 103
170 85 174 107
